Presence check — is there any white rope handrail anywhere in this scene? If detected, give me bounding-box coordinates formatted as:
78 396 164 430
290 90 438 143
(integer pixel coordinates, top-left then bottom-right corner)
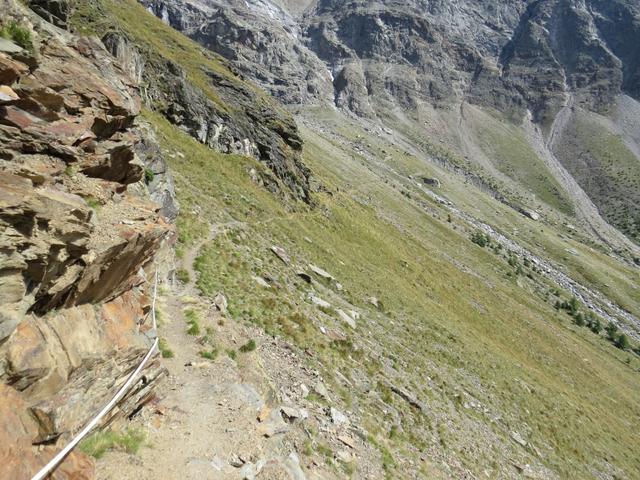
31 271 160 480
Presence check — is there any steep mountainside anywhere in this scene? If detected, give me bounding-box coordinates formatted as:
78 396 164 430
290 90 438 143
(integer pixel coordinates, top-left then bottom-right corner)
142 0 640 246
1 0 640 479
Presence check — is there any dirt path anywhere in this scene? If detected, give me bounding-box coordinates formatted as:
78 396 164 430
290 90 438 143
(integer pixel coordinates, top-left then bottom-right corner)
94 234 361 480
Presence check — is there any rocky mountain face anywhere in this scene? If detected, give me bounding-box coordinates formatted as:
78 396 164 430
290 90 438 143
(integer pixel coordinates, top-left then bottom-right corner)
0 1 176 477
142 0 640 123
142 0 640 245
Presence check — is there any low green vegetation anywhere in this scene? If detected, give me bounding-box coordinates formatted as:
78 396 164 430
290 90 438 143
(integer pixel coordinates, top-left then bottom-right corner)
184 308 201 336
176 269 190 284
199 348 218 360
470 107 575 215
239 339 256 353
0 21 32 51
79 428 146 459
555 295 639 353
83 196 101 211
158 338 174 359
470 230 491 248
144 167 155 185
559 113 640 242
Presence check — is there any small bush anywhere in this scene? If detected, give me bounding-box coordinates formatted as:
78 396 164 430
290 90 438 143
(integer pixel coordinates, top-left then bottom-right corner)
615 333 629 351
0 22 32 51
567 297 579 316
470 231 490 248
84 196 101 211
144 167 155 185
187 322 200 335
239 339 256 353
184 308 201 335
605 322 619 341
226 349 237 360
588 317 602 334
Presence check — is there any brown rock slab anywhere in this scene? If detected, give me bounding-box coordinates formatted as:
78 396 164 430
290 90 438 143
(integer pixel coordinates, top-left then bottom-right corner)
271 245 291 264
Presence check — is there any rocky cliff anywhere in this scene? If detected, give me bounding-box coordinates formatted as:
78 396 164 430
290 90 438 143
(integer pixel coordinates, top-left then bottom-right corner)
0 1 175 477
73 0 314 203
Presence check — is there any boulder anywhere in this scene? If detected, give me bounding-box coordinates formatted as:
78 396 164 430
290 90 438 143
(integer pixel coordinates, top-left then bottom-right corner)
271 245 291 264
0 5 172 479
29 0 70 30
0 39 23 55
520 208 541 221
330 407 349 425
309 264 335 281
214 292 228 314
313 381 330 401
309 294 331 309
0 85 19 103
337 309 357 329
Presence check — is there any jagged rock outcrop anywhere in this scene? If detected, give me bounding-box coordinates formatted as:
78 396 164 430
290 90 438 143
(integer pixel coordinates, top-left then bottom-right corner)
97 14 313 202
0 2 175 477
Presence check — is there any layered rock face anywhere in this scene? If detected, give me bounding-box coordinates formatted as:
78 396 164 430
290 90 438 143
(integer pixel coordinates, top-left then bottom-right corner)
141 0 640 125
0 2 174 477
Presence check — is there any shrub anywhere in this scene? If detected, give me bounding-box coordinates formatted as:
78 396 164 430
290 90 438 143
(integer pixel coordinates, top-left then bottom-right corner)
588 315 602 334
158 338 174 358
574 312 585 327
615 333 629 351
568 297 579 316
85 196 101 211
470 231 490 248
605 322 619 341
239 339 256 353
184 309 200 335
226 349 237 360
199 348 218 360
144 167 155 185
187 322 200 335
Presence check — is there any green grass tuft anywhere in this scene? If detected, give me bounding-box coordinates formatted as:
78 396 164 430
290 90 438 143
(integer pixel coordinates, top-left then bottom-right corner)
158 338 174 358
0 21 32 51
79 428 146 459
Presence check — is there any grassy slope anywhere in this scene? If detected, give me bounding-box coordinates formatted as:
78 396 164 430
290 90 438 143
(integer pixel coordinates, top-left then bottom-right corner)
556 111 640 243
71 2 640 477
303 107 640 323
146 105 640 478
467 107 575 216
